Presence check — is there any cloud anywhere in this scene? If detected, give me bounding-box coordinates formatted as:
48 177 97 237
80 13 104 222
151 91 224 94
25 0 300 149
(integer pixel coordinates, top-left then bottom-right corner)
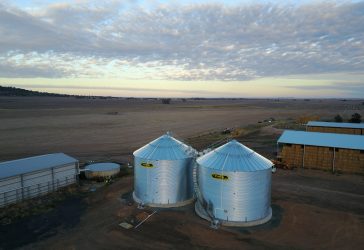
0 1 364 80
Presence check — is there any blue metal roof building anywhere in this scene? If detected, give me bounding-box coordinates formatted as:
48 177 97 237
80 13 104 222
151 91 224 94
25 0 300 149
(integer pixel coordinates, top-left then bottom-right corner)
307 121 364 129
278 130 364 150
277 130 364 174
0 153 78 179
0 153 79 207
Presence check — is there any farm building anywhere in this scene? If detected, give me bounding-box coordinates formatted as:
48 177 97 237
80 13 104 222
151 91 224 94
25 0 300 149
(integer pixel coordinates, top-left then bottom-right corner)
278 131 364 174
0 153 79 207
306 121 364 135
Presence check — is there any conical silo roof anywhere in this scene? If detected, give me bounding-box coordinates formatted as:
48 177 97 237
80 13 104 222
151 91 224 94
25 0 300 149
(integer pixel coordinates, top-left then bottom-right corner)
133 133 196 160
197 140 273 172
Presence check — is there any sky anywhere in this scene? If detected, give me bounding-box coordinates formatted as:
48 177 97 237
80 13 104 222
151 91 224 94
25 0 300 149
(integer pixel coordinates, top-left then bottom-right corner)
0 0 363 98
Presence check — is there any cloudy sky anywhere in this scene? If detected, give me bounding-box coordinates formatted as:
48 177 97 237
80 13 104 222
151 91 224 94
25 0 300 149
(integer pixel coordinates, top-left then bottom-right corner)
0 0 363 98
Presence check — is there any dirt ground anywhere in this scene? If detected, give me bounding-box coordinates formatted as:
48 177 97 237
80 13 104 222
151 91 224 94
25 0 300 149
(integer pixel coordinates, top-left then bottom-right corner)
0 169 362 250
0 97 362 163
0 97 363 249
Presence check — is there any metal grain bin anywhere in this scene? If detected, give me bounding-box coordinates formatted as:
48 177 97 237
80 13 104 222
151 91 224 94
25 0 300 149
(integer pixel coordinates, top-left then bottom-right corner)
195 140 273 227
133 133 197 207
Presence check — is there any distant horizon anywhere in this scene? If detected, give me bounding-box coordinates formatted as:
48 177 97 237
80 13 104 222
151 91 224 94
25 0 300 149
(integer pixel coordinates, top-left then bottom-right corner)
1 1 364 98
2 84 364 100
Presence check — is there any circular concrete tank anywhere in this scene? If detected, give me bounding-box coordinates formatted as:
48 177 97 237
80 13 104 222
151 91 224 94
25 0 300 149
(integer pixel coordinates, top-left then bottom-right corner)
85 163 120 179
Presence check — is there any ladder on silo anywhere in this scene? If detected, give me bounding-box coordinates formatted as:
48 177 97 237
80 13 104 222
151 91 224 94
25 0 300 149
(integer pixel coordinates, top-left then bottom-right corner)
192 162 201 202
193 160 218 228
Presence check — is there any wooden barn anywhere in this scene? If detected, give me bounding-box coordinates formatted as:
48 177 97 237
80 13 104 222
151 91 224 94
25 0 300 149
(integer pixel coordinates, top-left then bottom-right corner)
277 131 364 174
306 121 364 135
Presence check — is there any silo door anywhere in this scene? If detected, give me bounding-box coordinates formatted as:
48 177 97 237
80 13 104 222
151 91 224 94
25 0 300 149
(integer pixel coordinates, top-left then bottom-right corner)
214 208 227 220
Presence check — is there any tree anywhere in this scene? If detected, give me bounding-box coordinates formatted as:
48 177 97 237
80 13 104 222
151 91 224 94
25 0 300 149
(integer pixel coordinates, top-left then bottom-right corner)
334 114 343 122
161 98 171 104
349 113 362 123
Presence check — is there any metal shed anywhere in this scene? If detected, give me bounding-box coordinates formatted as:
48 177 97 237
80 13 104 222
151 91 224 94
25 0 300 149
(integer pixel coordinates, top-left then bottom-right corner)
133 132 197 207
0 153 78 207
195 140 273 227
306 121 364 135
277 130 364 174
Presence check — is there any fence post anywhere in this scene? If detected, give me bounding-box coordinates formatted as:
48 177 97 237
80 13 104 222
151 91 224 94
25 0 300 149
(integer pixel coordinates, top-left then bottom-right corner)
332 147 336 173
20 174 25 200
76 162 80 184
302 145 306 169
51 167 55 191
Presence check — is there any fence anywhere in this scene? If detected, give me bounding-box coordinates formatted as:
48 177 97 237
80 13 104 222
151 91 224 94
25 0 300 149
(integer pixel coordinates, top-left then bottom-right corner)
0 175 77 208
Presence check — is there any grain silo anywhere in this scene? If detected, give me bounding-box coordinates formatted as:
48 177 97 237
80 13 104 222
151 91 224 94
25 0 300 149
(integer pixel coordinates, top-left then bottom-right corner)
133 132 197 207
195 140 273 227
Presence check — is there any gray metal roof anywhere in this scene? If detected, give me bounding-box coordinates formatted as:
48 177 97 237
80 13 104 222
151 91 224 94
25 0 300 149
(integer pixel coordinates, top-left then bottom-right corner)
0 153 78 179
278 130 364 150
197 140 273 172
133 133 197 160
307 121 364 129
86 163 120 171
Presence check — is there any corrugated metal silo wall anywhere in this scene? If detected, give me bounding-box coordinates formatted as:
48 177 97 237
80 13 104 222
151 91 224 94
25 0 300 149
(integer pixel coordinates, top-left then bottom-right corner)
134 156 194 204
199 166 271 222
85 168 120 179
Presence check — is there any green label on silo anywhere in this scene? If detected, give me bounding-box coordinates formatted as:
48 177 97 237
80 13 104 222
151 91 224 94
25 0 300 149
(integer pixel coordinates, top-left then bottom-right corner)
141 162 154 168
211 173 229 181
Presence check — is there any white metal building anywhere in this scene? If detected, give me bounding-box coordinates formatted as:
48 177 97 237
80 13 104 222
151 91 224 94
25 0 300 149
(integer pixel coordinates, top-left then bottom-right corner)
0 153 79 207
278 130 364 150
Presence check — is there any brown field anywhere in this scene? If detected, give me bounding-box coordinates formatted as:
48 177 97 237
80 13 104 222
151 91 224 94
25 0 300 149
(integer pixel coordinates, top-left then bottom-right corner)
0 97 363 250
1 97 363 162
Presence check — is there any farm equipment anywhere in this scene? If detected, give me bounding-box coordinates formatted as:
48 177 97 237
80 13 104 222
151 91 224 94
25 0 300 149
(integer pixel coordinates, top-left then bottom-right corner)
272 159 294 170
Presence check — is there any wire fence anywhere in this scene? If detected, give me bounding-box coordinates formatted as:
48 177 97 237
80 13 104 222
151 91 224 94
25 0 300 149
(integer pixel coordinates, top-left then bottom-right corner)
0 176 77 208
